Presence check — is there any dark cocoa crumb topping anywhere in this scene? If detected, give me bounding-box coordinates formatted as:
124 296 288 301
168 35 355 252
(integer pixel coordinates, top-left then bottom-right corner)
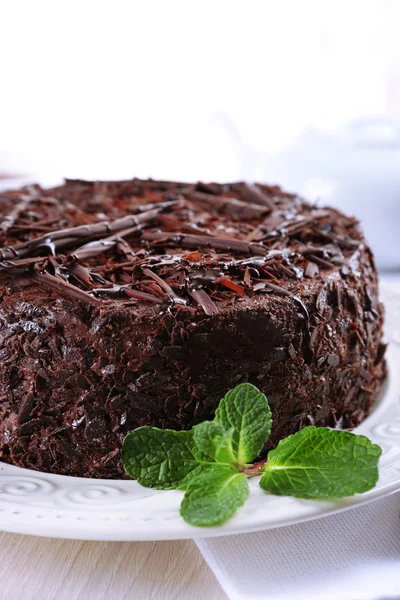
0 178 362 314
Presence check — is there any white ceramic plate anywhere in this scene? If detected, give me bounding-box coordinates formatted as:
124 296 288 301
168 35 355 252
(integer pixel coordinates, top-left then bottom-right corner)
0 284 399 541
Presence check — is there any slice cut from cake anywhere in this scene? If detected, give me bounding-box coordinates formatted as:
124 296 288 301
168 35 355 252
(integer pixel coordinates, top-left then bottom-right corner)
0 179 386 478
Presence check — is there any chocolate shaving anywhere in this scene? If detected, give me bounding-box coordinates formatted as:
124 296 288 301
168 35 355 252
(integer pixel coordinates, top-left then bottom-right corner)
225 249 295 269
306 253 335 270
141 267 186 304
189 288 219 315
93 285 162 304
261 282 293 297
0 256 47 275
0 192 36 235
8 218 61 234
72 239 117 261
142 231 267 256
217 277 245 295
67 263 96 288
116 237 136 259
187 191 270 220
305 261 319 278
243 267 251 286
263 211 331 241
32 271 101 306
313 227 360 249
0 201 178 261
233 182 275 210
280 264 296 279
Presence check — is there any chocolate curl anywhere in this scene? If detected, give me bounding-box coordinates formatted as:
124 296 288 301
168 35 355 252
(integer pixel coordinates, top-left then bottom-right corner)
186 191 270 220
189 288 219 316
235 182 275 211
0 201 179 261
32 271 101 306
141 267 186 304
93 285 162 304
71 226 141 261
0 195 35 235
142 231 267 256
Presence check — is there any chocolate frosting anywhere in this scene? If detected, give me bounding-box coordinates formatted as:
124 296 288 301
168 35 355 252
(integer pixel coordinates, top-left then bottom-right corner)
0 178 386 478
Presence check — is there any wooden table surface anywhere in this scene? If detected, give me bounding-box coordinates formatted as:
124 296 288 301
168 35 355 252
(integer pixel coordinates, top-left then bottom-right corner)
0 532 226 600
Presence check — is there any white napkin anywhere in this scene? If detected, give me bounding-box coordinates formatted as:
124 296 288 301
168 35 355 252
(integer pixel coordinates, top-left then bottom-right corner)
196 492 400 600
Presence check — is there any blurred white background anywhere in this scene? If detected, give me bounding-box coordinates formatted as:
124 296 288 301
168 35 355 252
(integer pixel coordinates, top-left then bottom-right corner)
1 0 400 269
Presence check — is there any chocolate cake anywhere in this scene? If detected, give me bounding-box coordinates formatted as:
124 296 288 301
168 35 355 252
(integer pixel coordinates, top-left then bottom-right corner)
0 179 386 478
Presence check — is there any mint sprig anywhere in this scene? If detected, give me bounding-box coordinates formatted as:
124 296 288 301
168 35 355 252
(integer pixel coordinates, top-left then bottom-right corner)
122 427 218 490
122 427 199 489
260 427 381 498
215 383 272 464
193 421 236 464
180 466 249 527
122 383 382 527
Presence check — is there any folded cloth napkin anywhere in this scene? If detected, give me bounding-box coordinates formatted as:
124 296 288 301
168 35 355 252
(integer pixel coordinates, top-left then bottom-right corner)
196 492 400 600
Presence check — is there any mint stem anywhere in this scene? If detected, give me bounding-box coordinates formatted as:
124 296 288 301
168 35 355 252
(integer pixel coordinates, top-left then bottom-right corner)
239 457 269 476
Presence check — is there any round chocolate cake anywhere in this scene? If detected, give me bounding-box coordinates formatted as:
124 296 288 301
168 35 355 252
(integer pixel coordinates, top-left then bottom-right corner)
0 179 386 478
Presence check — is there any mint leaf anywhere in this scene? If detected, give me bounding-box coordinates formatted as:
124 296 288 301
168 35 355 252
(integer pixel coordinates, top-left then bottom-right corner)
122 384 382 528
193 421 236 464
215 383 272 465
180 466 249 526
259 427 382 499
122 427 214 490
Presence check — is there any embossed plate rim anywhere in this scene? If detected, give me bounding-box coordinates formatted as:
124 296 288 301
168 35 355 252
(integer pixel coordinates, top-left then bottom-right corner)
0 284 399 541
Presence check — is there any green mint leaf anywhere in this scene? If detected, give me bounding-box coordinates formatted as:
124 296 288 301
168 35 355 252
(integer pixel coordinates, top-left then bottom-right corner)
193 421 236 464
180 466 249 526
259 426 382 499
215 383 272 465
122 427 214 490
